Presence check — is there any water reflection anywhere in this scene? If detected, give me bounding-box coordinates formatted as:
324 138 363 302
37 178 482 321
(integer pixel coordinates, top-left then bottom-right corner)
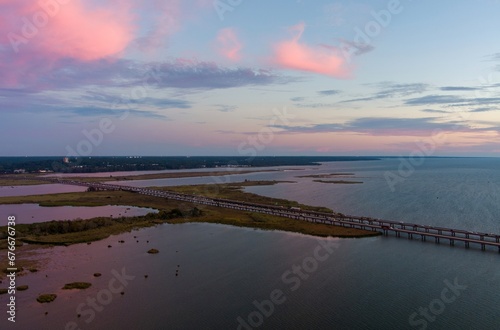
0 184 87 197
0 204 157 224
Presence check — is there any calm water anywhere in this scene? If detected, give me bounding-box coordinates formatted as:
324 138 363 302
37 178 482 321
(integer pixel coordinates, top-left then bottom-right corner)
0 184 87 197
1 158 499 329
0 204 157 224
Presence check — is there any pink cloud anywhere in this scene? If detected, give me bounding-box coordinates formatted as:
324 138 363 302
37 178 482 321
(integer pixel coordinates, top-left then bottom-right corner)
132 0 180 53
216 28 242 61
0 0 136 88
1 0 134 61
272 22 352 78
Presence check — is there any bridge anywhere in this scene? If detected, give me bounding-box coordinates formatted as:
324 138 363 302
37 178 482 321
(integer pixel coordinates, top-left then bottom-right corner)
28 176 500 253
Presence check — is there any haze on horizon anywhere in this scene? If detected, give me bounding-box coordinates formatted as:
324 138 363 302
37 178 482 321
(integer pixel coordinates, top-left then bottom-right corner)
1 0 499 157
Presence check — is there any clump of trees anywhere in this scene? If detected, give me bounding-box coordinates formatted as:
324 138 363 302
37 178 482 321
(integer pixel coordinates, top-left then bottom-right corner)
19 217 117 236
154 207 203 220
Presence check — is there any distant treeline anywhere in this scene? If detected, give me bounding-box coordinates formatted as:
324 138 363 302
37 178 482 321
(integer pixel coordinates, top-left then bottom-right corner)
0 156 380 174
0 208 202 239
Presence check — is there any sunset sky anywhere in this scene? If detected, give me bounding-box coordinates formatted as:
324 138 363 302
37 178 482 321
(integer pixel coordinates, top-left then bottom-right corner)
1 0 500 156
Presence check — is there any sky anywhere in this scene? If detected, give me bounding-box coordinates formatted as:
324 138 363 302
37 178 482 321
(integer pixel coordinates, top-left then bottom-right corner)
1 0 500 157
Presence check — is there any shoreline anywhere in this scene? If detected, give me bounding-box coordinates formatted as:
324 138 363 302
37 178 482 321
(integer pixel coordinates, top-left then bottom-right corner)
0 169 284 186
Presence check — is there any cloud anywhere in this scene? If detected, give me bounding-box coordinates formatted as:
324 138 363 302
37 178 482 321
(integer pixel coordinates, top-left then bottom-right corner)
405 95 467 106
214 104 237 112
133 0 180 52
271 117 480 136
216 28 242 61
0 97 168 119
420 109 451 114
337 39 375 56
406 94 500 107
485 53 500 61
469 107 500 113
149 59 292 89
294 103 338 108
440 86 479 91
290 97 305 102
1 0 134 61
0 0 135 90
271 22 351 78
318 89 341 96
131 97 191 109
67 107 168 119
0 57 293 94
341 82 428 103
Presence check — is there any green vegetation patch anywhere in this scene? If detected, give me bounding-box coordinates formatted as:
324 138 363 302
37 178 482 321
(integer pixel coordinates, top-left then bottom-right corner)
37 294 57 303
313 180 363 184
162 180 332 214
68 169 280 183
63 282 92 290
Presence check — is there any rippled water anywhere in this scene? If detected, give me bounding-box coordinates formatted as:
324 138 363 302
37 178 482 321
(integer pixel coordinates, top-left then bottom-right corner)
1 158 499 329
244 158 500 233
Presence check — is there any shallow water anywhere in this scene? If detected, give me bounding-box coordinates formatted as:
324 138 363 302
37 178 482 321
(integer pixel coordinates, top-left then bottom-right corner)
0 184 87 197
0 204 157 224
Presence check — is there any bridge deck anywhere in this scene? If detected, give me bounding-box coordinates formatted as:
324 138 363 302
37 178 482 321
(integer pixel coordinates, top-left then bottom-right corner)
31 177 500 253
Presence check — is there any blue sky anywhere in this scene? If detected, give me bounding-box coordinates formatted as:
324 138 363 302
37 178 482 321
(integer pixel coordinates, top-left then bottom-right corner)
1 0 499 156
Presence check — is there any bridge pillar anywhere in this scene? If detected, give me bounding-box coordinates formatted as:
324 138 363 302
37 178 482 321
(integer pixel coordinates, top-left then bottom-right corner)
481 244 486 251
435 237 440 244
450 239 454 246
421 235 426 241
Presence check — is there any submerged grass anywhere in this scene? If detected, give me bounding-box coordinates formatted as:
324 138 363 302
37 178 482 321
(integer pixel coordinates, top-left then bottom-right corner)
37 294 57 303
313 180 363 184
63 282 92 290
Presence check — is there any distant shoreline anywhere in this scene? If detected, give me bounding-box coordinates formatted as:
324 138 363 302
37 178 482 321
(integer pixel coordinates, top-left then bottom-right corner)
0 156 381 175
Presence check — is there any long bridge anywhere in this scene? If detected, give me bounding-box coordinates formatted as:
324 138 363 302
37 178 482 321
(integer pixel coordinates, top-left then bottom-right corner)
28 176 500 253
